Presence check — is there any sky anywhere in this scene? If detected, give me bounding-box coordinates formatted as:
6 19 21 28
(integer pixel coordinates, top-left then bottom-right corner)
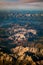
0 0 43 10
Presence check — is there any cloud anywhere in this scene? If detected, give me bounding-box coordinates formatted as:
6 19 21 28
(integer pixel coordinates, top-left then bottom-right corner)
0 0 43 10
19 0 43 3
0 2 43 10
0 0 43 3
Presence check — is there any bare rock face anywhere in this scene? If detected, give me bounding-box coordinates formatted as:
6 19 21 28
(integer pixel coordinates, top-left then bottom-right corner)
11 46 38 56
11 46 29 55
40 49 43 55
0 46 43 65
10 46 43 65
0 52 14 65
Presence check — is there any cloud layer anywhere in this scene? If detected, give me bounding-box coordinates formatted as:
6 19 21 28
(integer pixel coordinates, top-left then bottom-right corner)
0 0 43 10
0 0 43 3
